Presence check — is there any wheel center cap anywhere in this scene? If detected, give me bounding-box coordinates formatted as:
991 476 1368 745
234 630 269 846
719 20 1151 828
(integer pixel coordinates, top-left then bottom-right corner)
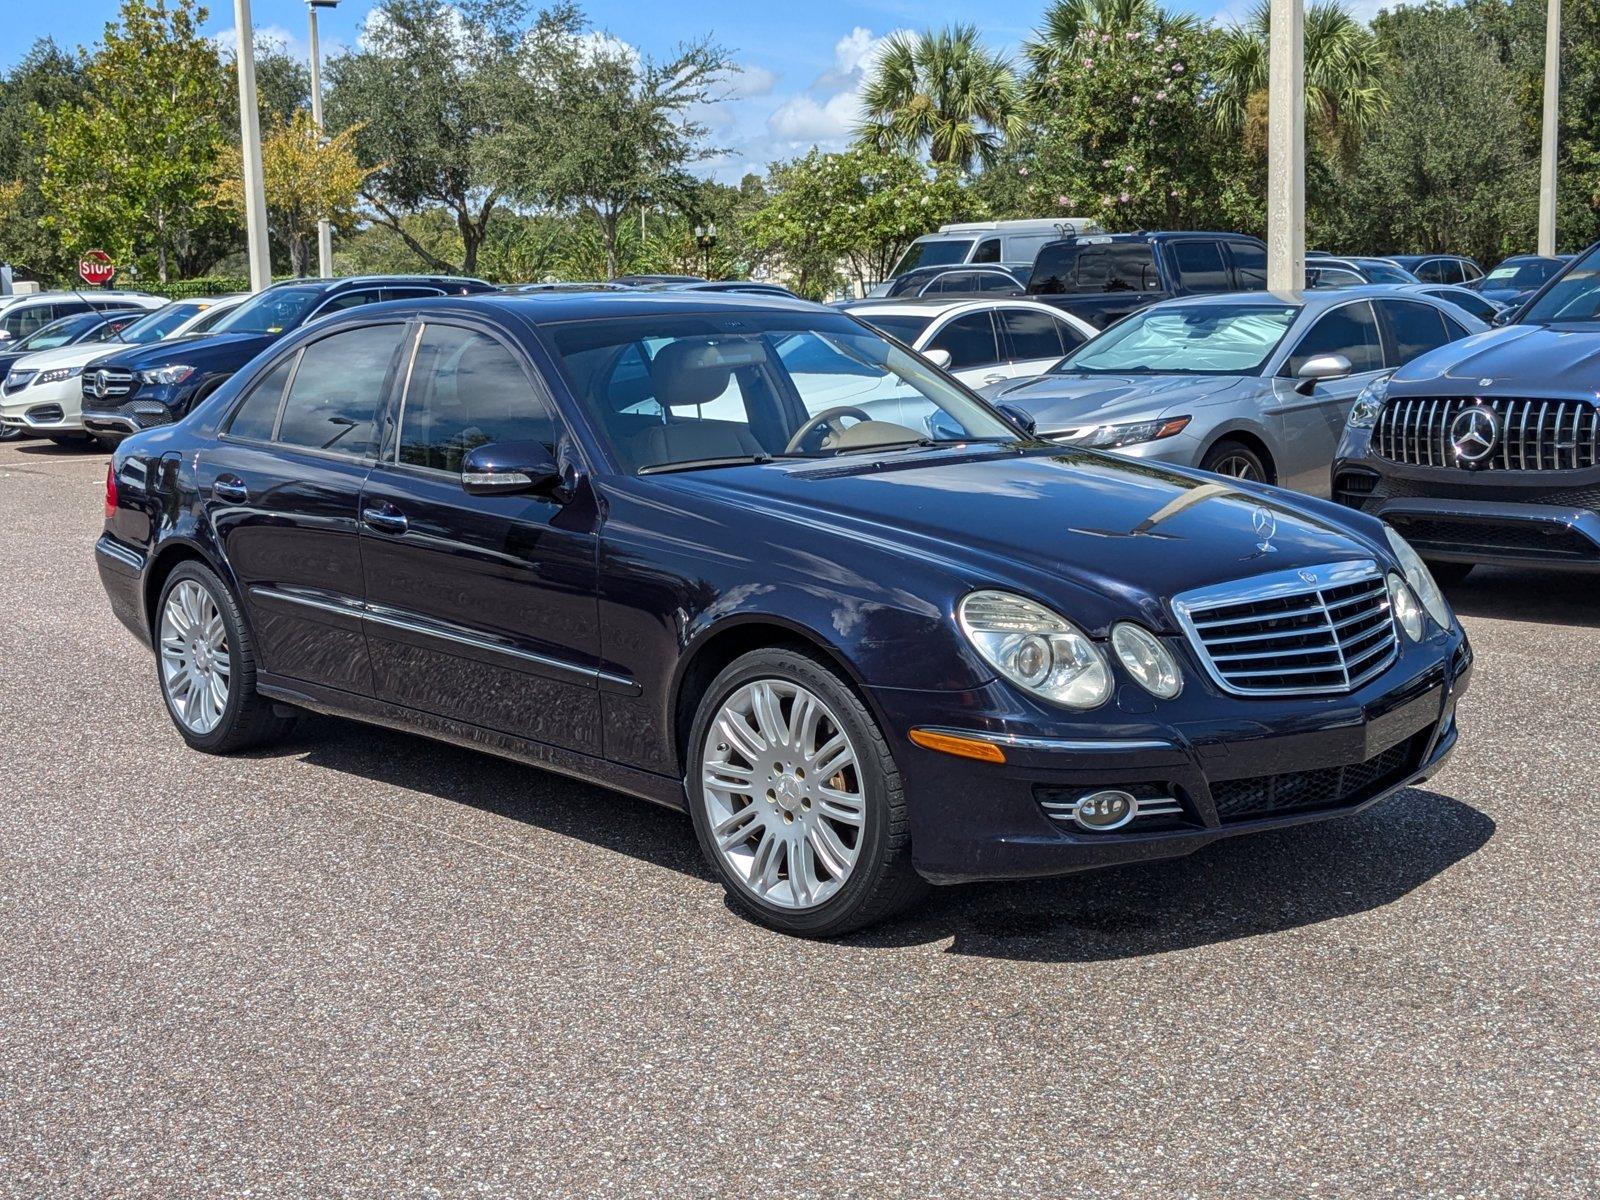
774 774 803 813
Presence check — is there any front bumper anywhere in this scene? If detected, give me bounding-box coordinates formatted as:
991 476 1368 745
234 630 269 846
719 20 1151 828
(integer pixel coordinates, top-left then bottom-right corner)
873 625 1471 884
0 379 86 433
1335 422 1600 568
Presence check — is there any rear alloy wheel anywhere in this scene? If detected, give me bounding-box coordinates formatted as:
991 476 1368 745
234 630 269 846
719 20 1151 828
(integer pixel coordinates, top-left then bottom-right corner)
687 648 925 936
1201 439 1268 483
155 562 295 753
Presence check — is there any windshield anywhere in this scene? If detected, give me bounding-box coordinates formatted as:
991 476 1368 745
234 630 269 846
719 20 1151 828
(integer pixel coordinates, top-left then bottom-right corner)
117 302 208 345
210 287 321 335
1053 304 1299 376
854 313 935 345
14 313 101 351
1486 259 1562 289
1519 249 1598 322
546 312 1018 474
889 239 974 278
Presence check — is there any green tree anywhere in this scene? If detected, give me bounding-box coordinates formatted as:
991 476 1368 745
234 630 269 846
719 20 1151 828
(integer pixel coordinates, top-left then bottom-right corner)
38 0 227 283
324 0 529 275
482 13 732 279
745 147 984 298
1022 0 1199 94
1214 1 1387 156
858 25 1024 170
0 39 87 282
1334 2 1535 261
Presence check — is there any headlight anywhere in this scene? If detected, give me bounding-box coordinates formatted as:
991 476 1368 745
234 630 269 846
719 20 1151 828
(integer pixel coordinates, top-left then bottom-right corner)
958 590 1112 710
35 366 83 386
1347 378 1388 427
1387 573 1424 641
1385 526 1453 629
1110 622 1182 698
137 365 196 386
1057 415 1191 449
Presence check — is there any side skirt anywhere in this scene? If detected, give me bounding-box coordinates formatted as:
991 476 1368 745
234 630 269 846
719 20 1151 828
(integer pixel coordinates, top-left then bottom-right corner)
256 672 687 812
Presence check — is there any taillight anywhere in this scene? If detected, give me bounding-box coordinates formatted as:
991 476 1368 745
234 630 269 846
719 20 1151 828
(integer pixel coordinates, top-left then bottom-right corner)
104 463 118 521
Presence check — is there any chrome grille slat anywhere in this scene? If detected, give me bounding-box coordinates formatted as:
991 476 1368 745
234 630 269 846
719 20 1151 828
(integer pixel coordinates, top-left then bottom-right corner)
1172 561 1400 698
1374 396 1596 473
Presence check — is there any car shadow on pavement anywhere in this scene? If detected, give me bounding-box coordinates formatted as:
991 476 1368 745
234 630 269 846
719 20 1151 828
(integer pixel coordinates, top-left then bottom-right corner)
849 787 1493 961
10 438 105 456
270 715 1491 961
1442 566 1600 628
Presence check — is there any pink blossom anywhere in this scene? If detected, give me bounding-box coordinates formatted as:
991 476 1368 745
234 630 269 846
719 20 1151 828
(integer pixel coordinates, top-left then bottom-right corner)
1124 164 1135 175
1172 62 1185 73
1100 195 1115 206
1119 192 1131 204
1155 89 1167 100
1132 95 1141 105
1101 158 1113 167
1057 194 1073 207
1018 165 1030 176
1083 58 1095 68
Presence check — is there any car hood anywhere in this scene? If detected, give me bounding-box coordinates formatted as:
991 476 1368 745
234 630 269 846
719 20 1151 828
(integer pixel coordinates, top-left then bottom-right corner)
7 342 127 371
678 446 1385 632
982 373 1252 433
86 331 275 370
1477 286 1533 306
1389 322 1600 397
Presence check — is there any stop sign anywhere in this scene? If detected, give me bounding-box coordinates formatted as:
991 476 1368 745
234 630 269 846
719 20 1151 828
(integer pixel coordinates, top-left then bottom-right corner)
79 249 116 287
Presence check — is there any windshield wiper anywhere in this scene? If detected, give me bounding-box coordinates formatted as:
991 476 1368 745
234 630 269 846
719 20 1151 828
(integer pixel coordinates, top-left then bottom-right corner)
639 453 785 475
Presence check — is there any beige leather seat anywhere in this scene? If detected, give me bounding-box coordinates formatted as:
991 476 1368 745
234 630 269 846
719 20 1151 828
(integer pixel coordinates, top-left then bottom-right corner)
627 340 764 468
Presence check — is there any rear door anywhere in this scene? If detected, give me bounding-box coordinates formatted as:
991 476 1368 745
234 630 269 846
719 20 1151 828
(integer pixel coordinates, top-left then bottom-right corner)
357 318 605 754
924 310 1007 387
1376 298 1463 367
1167 239 1232 296
994 306 1083 379
206 319 410 694
1270 300 1386 495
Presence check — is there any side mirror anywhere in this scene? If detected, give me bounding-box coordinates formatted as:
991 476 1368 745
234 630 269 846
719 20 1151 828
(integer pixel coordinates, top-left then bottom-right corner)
995 402 1038 438
460 440 564 499
924 347 952 370
1492 307 1514 326
1294 352 1351 394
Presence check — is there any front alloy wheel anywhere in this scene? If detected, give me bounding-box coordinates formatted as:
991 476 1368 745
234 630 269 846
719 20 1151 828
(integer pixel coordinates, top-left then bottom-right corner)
687 648 925 936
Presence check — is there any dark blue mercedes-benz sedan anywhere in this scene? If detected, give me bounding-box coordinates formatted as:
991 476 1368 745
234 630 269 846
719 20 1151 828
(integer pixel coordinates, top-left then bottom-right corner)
94 291 1472 935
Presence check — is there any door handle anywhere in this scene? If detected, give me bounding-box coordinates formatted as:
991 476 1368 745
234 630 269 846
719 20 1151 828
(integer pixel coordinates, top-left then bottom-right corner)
361 504 408 535
212 476 248 503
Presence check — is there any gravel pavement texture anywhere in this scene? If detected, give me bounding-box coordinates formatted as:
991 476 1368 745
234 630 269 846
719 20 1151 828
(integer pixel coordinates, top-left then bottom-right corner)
0 438 1595 1198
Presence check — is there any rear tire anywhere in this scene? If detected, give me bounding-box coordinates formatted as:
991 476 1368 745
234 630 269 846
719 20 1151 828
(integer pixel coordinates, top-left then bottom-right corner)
686 647 927 937
1424 560 1474 587
1200 438 1269 484
155 561 296 754
91 434 122 451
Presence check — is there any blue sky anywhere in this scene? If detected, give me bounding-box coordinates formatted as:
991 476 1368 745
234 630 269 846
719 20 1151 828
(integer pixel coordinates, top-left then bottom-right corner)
4 0 1288 180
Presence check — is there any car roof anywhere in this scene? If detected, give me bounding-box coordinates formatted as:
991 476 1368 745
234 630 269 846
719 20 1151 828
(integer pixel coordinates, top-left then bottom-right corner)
1135 284 1461 310
263 274 494 294
340 290 827 326
844 297 1061 316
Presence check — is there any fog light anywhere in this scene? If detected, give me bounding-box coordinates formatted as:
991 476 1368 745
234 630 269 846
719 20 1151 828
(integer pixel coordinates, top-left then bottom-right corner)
1071 789 1138 832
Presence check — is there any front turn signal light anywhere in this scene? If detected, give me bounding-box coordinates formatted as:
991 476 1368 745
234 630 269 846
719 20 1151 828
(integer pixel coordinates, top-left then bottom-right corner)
909 728 1006 764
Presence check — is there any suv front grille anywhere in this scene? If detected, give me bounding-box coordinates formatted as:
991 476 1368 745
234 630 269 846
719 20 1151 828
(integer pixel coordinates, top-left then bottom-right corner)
81 367 136 409
1172 561 1399 697
1375 396 1599 471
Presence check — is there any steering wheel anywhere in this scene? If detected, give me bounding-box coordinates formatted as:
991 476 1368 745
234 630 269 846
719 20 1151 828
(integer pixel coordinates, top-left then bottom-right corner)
784 406 873 454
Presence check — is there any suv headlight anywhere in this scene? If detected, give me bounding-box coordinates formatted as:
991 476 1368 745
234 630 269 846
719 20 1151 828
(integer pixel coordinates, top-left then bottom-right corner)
1348 378 1388 427
1385 526 1453 629
1058 416 1191 449
137 365 196 386
957 590 1112 710
36 366 83 386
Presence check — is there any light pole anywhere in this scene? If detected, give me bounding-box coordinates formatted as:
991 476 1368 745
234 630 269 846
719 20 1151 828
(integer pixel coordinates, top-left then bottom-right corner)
694 223 717 279
1265 0 1305 294
1537 0 1561 257
308 0 339 278
234 0 272 291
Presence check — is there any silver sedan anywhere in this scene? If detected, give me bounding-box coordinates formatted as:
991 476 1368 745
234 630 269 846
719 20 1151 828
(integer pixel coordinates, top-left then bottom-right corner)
983 286 1488 496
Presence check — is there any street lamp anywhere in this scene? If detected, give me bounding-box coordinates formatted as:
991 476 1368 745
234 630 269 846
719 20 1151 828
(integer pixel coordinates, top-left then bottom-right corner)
694 223 718 279
233 0 272 291
308 0 340 279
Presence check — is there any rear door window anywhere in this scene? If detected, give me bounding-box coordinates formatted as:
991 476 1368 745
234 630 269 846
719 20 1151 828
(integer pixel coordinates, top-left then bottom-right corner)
1414 259 1449 284
971 238 1002 263
1077 245 1159 293
998 309 1073 359
1379 300 1453 366
227 353 297 442
1170 240 1231 291
274 323 406 456
927 312 1001 369
1227 241 1268 288
1286 301 1383 375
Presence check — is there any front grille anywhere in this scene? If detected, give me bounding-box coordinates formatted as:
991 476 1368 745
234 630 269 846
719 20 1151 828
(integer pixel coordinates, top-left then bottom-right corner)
81 367 136 409
1209 735 1419 821
1386 513 1600 561
1333 468 1379 509
1172 561 1399 697
1375 396 1599 472
3 369 36 395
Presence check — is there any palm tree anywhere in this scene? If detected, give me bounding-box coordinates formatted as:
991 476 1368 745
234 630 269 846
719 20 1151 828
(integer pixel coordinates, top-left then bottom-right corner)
857 25 1024 171
1022 0 1199 89
1214 1 1387 153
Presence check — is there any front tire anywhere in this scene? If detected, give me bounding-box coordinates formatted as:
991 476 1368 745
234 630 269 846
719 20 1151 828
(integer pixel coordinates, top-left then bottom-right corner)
1201 438 1269 483
155 561 295 754
686 648 926 937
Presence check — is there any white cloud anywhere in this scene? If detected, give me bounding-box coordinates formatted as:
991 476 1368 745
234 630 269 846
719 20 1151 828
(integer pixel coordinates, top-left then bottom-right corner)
212 24 307 61
726 64 778 100
760 25 911 155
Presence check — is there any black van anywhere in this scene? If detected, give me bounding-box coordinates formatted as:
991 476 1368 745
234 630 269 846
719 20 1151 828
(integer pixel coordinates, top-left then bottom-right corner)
1026 231 1267 328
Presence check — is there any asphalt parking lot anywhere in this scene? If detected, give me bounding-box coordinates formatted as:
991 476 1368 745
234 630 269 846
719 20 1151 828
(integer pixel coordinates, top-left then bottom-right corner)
1 437 1596 1198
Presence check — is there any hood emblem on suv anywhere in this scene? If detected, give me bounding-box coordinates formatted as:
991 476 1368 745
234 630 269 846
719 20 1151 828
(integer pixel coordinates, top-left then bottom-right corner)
92 369 110 399
1251 506 1278 553
1450 406 1500 464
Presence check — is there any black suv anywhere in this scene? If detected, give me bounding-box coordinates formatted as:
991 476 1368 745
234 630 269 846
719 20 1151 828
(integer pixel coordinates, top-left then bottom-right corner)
80 275 494 441
1025 231 1267 328
1333 240 1600 579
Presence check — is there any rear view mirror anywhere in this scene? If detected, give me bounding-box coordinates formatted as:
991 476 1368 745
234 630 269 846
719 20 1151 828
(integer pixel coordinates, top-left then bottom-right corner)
994 403 1038 438
924 348 952 370
461 440 564 499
